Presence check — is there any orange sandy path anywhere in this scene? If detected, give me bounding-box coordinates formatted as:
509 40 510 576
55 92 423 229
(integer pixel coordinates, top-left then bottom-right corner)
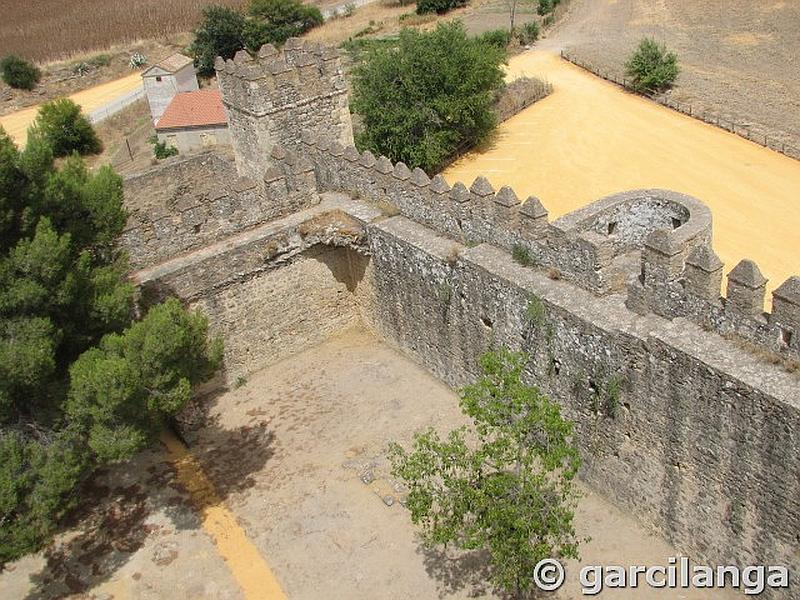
444 51 800 298
0 72 143 147
162 432 287 600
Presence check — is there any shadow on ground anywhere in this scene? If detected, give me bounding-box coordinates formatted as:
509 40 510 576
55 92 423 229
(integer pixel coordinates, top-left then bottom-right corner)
21 400 274 600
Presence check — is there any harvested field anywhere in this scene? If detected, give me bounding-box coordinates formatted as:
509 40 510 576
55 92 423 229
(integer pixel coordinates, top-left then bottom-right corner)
0 0 246 62
544 0 800 150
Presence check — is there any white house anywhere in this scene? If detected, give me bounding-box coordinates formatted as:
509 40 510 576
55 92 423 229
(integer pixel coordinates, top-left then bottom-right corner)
142 53 199 124
155 89 230 154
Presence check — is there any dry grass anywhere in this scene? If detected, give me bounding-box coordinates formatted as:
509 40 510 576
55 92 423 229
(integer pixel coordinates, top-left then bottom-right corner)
0 0 247 62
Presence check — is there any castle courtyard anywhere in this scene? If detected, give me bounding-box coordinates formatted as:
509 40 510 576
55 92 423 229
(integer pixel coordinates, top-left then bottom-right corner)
1 328 741 599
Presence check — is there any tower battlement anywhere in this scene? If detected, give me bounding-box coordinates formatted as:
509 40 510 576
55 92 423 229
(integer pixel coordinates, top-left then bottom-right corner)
216 39 354 180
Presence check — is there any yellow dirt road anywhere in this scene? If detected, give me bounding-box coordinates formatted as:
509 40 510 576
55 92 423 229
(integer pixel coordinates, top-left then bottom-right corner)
162 432 287 600
0 72 143 147
444 51 800 298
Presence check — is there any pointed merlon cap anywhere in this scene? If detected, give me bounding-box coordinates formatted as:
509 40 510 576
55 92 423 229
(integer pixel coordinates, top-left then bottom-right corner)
429 174 451 194
284 37 305 51
494 186 520 207
359 150 376 168
728 259 767 289
686 245 723 273
392 162 411 180
264 166 284 183
410 167 431 187
470 176 495 198
450 182 470 204
519 196 548 219
645 229 681 256
214 56 226 72
343 146 360 162
233 49 252 64
329 141 344 156
270 145 287 160
258 44 279 59
773 276 800 305
301 130 318 145
375 156 393 174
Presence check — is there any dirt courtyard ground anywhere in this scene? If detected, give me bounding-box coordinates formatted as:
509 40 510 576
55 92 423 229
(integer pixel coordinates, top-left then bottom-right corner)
2 328 741 599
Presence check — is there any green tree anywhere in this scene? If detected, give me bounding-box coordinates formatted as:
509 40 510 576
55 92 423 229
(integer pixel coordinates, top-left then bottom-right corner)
0 55 41 90
416 0 467 15
351 22 506 174
248 0 324 46
0 127 223 564
190 5 247 76
30 98 102 157
625 37 679 94
389 349 581 598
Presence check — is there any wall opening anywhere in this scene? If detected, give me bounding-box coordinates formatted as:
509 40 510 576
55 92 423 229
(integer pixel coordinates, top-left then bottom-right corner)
779 327 793 348
607 221 618 235
672 217 683 229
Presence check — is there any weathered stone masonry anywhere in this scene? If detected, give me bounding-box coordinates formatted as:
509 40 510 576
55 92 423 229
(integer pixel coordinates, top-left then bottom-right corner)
124 40 800 597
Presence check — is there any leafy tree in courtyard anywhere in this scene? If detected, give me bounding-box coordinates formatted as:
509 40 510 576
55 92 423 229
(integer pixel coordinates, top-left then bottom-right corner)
0 128 223 563
190 5 248 76
625 37 679 94
30 98 102 157
351 22 506 174
0 55 41 90
389 349 582 598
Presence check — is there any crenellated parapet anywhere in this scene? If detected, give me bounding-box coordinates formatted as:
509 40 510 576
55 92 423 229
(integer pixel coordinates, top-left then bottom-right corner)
301 133 719 294
627 222 800 358
216 39 354 181
121 146 318 270
297 132 800 359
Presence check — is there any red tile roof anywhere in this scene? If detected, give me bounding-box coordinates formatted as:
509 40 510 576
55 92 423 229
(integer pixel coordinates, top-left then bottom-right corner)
156 90 228 130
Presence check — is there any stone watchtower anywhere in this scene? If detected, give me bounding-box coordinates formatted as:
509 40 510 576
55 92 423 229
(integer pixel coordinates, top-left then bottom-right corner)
216 38 354 181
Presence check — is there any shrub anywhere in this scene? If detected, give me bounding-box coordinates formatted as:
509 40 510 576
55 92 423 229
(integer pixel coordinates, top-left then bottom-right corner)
72 62 91 76
30 98 102 157
247 0 323 46
537 0 560 15
625 37 679 94
416 0 467 15
153 140 179 159
0 55 41 90
351 22 505 174
128 52 147 69
190 5 247 76
517 21 540 44
478 28 512 49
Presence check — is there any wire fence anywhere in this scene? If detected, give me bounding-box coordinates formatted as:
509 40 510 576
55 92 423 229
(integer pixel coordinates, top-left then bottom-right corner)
560 50 800 161
87 85 146 124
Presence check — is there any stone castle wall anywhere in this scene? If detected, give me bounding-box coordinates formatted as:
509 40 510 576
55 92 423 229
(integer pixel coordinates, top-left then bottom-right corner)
359 215 799 595
122 39 800 598
122 148 318 270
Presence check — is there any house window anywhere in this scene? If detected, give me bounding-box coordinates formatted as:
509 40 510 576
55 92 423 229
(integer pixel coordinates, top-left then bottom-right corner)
780 327 793 348
156 76 162 82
